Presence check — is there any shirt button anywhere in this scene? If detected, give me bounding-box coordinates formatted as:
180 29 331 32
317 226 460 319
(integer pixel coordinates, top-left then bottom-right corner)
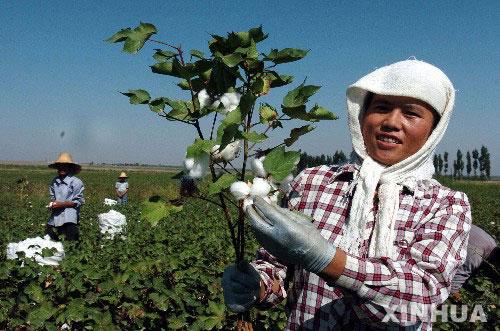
395 239 409 248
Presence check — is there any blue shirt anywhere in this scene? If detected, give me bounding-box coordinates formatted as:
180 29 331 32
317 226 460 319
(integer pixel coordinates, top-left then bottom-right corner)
48 175 85 227
115 181 128 193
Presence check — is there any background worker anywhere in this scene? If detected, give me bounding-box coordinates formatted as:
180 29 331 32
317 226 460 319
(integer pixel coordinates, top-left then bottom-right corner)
115 171 129 204
47 152 85 241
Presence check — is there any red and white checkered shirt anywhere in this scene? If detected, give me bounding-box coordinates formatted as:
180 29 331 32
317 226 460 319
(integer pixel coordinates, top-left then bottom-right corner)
250 164 471 330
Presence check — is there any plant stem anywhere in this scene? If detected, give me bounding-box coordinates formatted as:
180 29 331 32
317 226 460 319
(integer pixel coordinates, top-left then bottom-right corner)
209 112 218 140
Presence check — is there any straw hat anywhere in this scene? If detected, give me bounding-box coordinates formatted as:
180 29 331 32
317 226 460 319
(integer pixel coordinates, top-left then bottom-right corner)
118 171 128 178
48 152 81 173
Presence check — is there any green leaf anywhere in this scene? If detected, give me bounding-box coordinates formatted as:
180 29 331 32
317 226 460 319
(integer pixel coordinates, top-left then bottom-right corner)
62 298 86 322
238 92 256 116
207 301 225 316
149 97 167 113
153 49 177 62
106 22 157 54
265 72 294 87
251 77 271 95
284 125 315 146
242 131 268 143
25 283 44 303
263 146 300 181
248 25 268 43
208 174 237 195
171 171 184 180
190 49 205 59
149 292 169 311
222 107 242 126
186 139 216 158
141 196 182 226
27 303 57 328
151 58 196 79
264 48 309 64
221 52 243 68
234 39 259 59
177 78 205 92
309 104 338 120
259 103 278 124
282 105 313 121
283 83 321 108
121 89 151 105
106 28 131 43
217 123 241 151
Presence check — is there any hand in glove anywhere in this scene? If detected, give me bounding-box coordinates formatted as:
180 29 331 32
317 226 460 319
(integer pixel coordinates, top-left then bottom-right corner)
222 262 261 313
247 196 337 274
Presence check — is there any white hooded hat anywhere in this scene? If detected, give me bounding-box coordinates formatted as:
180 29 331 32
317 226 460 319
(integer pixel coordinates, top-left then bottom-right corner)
339 59 455 259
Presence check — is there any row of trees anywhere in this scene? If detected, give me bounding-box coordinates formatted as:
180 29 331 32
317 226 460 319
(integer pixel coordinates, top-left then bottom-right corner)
433 146 491 179
297 150 347 172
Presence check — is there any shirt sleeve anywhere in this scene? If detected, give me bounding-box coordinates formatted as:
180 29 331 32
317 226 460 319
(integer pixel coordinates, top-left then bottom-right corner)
49 180 56 201
71 179 85 207
250 248 289 309
333 191 471 326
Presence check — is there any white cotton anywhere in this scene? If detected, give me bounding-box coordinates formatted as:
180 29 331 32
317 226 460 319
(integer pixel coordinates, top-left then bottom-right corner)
230 181 251 200
6 235 65 266
250 177 271 197
251 156 267 178
104 198 117 206
184 158 195 170
220 92 241 114
98 209 126 239
211 140 241 163
198 89 212 108
184 154 209 179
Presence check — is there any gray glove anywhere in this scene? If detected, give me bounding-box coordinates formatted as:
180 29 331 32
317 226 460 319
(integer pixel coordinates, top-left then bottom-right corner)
247 196 337 274
222 262 261 313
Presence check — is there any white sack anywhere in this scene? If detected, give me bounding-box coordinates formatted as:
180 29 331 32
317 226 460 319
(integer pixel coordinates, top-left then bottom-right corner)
98 209 126 239
6 235 65 266
104 198 117 206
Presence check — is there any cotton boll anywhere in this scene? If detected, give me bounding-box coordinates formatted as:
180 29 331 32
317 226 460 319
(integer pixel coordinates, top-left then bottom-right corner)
220 92 241 114
211 141 241 163
184 158 195 170
198 89 212 108
211 145 223 163
184 154 209 179
220 140 241 162
250 178 271 197
251 156 267 178
230 181 251 200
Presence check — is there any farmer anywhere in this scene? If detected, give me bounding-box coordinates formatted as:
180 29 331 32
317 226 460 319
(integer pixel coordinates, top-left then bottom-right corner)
47 152 85 241
222 60 471 330
450 224 499 299
116 171 129 204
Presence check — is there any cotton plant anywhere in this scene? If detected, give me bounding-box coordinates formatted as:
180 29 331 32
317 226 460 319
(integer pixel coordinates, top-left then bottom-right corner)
108 23 337 326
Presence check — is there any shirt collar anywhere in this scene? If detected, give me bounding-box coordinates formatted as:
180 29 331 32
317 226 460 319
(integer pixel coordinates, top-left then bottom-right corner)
55 175 73 185
328 163 418 195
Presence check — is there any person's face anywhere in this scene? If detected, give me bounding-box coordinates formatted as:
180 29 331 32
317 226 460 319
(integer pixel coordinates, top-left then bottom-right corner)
57 164 71 178
361 94 438 166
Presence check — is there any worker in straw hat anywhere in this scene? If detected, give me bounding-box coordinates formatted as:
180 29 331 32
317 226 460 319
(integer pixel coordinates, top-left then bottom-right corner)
115 171 129 204
222 60 471 330
47 152 85 241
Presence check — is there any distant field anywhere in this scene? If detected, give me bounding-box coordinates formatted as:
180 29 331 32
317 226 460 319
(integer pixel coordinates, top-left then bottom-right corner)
0 165 498 330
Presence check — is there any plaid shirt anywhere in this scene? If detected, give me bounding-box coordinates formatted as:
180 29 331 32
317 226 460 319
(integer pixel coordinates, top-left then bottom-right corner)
250 164 471 330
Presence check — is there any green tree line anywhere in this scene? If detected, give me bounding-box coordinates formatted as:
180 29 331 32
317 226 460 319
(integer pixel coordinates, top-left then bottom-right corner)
433 146 491 180
296 150 347 172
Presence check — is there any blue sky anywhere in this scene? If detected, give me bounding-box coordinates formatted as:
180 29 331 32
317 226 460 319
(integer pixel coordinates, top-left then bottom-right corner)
1 1 499 174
